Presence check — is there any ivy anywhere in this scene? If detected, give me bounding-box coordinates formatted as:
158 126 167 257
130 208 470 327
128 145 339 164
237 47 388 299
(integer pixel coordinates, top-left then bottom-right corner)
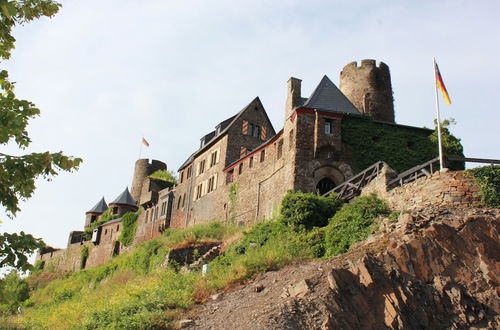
118 211 139 247
341 116 464 173
83 208 116 240
467 165 500 208
80 246 89 270
228 183 238 223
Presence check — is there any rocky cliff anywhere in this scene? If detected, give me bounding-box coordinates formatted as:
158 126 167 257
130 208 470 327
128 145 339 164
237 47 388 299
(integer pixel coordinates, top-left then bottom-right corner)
186 206 499 329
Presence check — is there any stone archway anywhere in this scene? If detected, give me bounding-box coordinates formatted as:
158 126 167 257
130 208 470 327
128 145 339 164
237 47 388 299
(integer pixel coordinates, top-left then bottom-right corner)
316 177 336 195
313 165 346 194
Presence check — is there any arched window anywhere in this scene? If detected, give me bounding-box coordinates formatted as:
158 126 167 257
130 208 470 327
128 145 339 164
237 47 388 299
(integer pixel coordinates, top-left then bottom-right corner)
316 178 336 195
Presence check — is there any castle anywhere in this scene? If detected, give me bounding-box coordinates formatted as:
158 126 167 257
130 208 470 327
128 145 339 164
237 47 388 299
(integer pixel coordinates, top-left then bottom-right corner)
37 59 438 271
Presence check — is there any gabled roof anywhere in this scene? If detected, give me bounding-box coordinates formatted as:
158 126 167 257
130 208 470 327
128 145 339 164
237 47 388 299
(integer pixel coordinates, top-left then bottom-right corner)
86 197 108 214
109 187 137 206
302 76 360 115
178 97 275 171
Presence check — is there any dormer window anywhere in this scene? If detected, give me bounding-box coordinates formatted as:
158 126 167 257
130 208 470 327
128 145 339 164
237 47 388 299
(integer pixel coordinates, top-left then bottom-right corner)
200 137 206 148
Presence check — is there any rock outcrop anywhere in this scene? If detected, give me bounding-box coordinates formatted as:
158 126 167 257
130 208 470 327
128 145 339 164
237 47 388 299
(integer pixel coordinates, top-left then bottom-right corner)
186 207 499 329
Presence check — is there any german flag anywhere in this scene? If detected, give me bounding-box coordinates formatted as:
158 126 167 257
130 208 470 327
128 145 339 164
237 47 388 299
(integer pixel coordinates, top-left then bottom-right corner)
142 137 150 147
435 62 451 105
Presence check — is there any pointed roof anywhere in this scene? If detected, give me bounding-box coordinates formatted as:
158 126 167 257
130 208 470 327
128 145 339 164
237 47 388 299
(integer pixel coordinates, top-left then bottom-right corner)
302 76 360 115
109 187 137 206
86 197 108 214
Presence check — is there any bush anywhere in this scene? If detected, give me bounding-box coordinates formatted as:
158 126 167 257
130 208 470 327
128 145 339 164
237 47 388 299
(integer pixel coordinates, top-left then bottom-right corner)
0 271 30 315
467 165 500 208
324 194 389 257
232 221 288 255
279 191 343 230
80 246 89 270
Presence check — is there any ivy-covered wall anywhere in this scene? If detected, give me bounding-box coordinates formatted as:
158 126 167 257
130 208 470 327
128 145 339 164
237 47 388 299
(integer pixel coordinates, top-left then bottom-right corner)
341 116 437 173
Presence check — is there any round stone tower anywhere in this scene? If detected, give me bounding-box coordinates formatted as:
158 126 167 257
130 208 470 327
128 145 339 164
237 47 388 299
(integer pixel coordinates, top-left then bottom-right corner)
339 59 395 123
130 159 167 202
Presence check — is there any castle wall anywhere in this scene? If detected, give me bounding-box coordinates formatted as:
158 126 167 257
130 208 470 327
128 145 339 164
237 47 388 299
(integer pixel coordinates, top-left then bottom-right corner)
362 167 483 210
131 159 166 202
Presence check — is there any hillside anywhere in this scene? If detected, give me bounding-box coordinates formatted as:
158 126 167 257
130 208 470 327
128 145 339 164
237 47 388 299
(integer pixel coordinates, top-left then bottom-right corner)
185 206 499 329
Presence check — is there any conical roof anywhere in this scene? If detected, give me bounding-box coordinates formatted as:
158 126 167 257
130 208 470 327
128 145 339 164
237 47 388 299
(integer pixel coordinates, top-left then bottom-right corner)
109 187 137 206
86 197 108 214
302 75 360 115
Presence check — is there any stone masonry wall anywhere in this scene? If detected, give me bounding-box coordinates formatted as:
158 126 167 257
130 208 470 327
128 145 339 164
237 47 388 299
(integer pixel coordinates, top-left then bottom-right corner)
362 167 483 210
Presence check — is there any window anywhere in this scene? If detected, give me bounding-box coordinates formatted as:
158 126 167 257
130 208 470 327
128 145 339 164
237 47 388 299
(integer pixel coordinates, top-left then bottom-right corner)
112 206 118 215
160 201 167 216
177 196 182 209
116 225 119 231
248 123 254 136
227 170 234 183
277 139 283 159
207 174 218 193
238 163 243 175
253 125 261 138
197 159 206 175
210 150 219 167
249 156 254 168
260 150 265 162
90 215 97 223
195 183 203 200
325 119 333 134
186 166 192 178
180 171 184 183
181 194 186 208
105 229 108 235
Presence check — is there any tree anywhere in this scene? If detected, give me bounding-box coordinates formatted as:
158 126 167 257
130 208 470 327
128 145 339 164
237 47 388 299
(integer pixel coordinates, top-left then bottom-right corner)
0 1 82 270
0 270 30 315
430 118 465 170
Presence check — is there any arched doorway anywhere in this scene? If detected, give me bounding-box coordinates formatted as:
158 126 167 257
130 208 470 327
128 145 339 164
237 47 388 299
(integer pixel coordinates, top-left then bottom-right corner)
316 177 336 195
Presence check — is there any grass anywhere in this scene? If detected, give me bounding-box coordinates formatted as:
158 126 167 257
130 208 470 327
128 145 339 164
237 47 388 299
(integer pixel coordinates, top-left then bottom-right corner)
8 193 391 329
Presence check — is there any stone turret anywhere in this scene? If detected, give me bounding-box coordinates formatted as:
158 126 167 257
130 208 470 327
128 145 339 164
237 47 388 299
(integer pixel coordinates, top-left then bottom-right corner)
84 197 108 228
109 187 138 217
130 159 167 202
339 59 395 123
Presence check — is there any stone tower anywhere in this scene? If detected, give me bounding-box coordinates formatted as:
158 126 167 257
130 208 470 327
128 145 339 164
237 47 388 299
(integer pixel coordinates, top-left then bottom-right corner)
339 59 395 123
130 159 167 202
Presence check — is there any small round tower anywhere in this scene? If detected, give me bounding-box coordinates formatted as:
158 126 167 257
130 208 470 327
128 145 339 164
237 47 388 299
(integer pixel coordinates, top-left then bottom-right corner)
130 159 167 202
339 59 395 123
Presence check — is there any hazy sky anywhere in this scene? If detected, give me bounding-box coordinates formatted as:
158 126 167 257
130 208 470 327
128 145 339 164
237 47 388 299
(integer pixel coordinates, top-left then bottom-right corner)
2 0 499 249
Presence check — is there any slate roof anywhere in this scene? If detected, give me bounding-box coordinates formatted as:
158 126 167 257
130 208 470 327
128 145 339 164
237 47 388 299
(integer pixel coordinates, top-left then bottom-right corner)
178 97 274 171
302 76 361 115
109 187 137 206
86 197 108 214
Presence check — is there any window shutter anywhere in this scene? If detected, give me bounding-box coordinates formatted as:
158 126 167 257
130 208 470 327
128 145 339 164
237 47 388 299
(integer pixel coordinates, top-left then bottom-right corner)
240 147 247 158
214 173 218 190
202 180 208 196
242 120 249 134
215 148 220 164
260 126 267 141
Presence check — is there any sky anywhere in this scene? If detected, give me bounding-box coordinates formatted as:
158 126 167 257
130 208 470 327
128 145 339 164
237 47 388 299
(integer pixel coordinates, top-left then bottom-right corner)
2 0 499 250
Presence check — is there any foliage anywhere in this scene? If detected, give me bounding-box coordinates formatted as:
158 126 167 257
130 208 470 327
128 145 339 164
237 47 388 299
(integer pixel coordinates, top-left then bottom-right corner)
0 0 82 271
83 208 115 239
0 231 44 271
279 190 343 230
232 221 289 255
80 246 89 270
341 115 437 173
228 183 238 223
324 194 389 256
148 169 178 184
467 165 500 208
0 271 30 315
119 211 139 247
429 118 465 170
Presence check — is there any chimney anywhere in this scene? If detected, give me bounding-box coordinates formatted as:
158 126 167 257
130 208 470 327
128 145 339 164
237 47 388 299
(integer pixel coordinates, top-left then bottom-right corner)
285 77 301 120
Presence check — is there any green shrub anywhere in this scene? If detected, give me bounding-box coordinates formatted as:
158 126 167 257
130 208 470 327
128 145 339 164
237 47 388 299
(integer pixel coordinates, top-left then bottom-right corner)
324 194 389 257
232 221 288 255
279 191 343 230
467 165 500 208
0 271 30 315
119 211 139 246
84 208 116 239
149 169 178 184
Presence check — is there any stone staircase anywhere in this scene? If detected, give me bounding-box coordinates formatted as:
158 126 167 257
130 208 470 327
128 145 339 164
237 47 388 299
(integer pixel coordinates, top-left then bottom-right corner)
188 244 222 270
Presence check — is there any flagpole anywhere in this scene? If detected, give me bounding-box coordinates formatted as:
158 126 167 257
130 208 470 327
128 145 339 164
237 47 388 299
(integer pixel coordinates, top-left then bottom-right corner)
139 135 143 159
433 57 445 170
